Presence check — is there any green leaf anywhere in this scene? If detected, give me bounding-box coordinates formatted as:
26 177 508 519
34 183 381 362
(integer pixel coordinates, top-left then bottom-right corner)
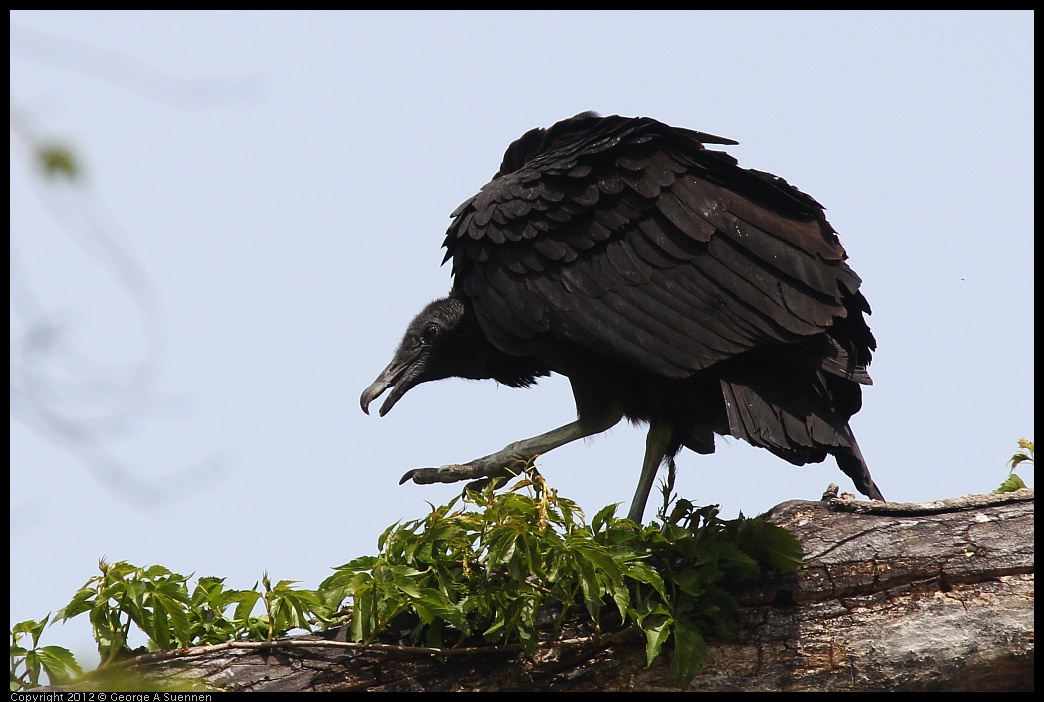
57 588 97 621
756 528 804 573
35 646 84 685
669 619 707 689
994 473 1027 494
150 601 170 650
574 543 623 581
1008 439 1034 469
231 590 262 623
413 591 469 634
727 519 804 573
350 584 377 642
386 565 427 598
609 580 631 620
642 611 673 668
713 541 760 578
670 568 708 598
622 562 668 600
10 617 50 649
35 144 80 181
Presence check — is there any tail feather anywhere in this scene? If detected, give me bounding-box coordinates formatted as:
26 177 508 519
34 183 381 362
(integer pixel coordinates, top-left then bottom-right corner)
718 354 883 501
834 432 884 501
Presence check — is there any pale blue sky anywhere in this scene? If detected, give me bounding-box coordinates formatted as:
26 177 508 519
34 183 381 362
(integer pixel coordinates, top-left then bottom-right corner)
10 10 1033 666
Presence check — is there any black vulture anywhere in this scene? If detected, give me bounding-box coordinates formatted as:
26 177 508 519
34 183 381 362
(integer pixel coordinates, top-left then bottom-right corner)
361 112 883 522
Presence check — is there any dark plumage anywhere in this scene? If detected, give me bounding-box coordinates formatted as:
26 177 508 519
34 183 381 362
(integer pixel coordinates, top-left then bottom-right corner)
361 112 883 522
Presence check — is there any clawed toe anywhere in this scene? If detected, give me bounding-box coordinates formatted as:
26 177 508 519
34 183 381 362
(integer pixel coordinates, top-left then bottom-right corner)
399 464 473 485
399 467 448 485
398 460 529 487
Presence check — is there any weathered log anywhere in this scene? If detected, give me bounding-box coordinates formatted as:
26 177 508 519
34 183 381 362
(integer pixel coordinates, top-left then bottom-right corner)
56 489 1036 692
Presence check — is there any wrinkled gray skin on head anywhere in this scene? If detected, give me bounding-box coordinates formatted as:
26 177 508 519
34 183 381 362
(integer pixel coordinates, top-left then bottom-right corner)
362 295 550 418
360 297 469 417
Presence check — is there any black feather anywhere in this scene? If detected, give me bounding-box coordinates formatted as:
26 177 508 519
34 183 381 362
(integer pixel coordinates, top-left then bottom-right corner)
364 113 883 522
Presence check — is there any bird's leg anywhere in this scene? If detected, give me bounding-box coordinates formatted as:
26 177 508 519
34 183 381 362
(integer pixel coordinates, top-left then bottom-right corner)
400 410 622 486
627 422 674 523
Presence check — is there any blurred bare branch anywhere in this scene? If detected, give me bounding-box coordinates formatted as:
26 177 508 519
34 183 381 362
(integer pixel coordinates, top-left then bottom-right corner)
9 29 246 507
11 22 261 105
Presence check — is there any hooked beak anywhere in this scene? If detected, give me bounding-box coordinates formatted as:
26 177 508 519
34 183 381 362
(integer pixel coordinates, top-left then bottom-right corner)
360 354 420 417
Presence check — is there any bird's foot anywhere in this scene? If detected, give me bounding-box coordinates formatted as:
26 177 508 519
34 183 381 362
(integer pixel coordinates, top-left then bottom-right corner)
399 459 528 486
399 464 477 485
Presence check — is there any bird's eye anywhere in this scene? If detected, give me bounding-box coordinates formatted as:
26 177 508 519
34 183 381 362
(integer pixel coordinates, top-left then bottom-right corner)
420 323 439 345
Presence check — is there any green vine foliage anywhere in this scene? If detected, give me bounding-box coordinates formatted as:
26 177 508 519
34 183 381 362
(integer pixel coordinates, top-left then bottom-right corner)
10 615 83 691
995 438 1033 494
10 561 338 691
11 473 802 691
320 472 802 688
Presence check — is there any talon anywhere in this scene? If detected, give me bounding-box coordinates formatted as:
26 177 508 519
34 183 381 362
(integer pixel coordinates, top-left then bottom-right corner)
401 467 441 485
399 466 453 485
398 462 520 487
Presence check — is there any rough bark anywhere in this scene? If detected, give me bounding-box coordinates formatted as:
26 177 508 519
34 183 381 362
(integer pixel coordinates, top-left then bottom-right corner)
57 489 1035 692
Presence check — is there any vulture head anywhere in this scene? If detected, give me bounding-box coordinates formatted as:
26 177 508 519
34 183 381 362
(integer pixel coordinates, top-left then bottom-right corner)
360 297 469 417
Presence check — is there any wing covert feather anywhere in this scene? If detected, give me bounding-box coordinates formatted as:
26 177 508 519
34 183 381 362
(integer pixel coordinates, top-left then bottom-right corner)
443 114 871 377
